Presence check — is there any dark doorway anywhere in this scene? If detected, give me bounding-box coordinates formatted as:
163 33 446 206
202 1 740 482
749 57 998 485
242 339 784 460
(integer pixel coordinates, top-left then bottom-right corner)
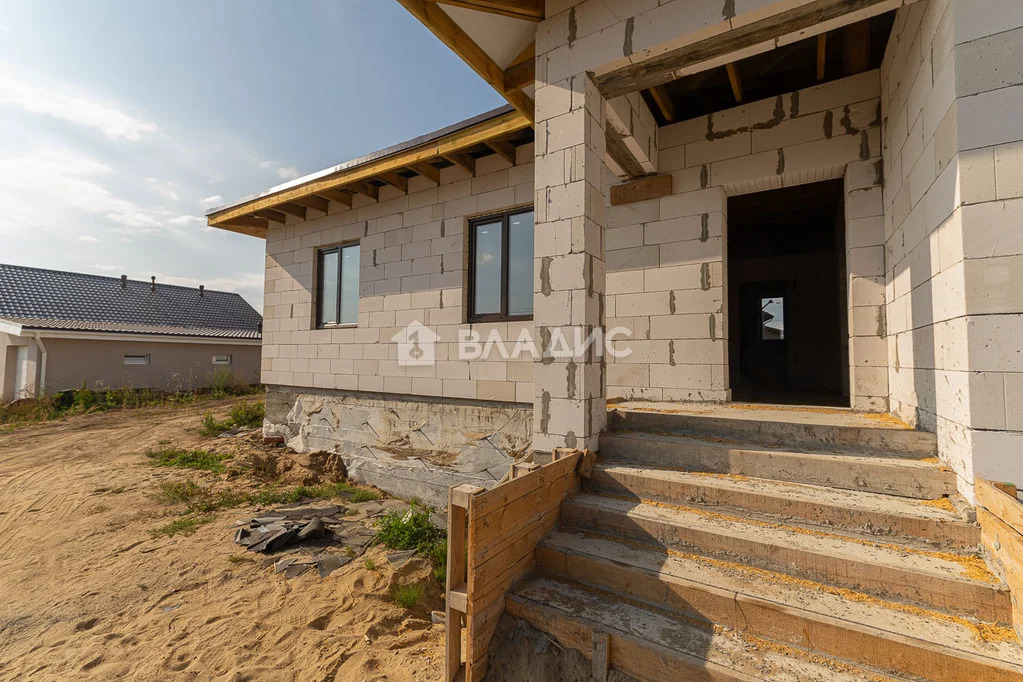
727 180 848 407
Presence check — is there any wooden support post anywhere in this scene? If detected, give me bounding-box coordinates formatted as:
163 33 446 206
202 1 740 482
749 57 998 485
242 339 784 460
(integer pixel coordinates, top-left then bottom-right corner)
816 33 828 82
843 20 871 76
446 483 482 682
592 630 610 682
725 63 744 103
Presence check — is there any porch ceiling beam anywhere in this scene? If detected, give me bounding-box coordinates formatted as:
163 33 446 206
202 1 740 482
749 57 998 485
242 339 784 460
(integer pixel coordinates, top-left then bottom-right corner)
725 63 744 103
347 181 380 201
277 202 308 220
206 109 527 228
594 0 912 99
377 171 409 193
252 209 287 224
649 85 676 123
504 41 535 92
293 194 330 214
408 162 441 185
318 188 354 207
485 139 517 165
606 130 647 180
443 152 477 176
425 0 543 22
397 0 535 122
843 20 871 75
220 216 269 238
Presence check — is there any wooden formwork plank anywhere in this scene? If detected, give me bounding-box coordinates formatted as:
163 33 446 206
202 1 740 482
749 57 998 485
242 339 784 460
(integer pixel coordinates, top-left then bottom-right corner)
471 452 580 516
978 479 1023 538
470 471 576 549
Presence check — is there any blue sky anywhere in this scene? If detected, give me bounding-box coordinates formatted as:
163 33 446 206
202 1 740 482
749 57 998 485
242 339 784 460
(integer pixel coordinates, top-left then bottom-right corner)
0 0 503 309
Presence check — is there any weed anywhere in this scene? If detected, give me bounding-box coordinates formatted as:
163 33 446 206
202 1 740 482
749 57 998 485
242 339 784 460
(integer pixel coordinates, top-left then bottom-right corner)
156 480 203 503
146 448 231 473
199 400 264 437
186 489 250 514
391 582 425 609
149 515 214 538
376 505 447 583
199 411 232 437
349 489 380 503
364 557 377 571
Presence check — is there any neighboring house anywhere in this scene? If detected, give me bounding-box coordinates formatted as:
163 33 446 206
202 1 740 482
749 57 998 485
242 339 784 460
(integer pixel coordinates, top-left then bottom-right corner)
0 264 262 400
203 2 1023 678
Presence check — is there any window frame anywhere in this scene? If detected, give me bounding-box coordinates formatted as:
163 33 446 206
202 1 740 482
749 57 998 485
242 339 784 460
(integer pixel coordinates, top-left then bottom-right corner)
123 354 150 366
212 354 233 365
468 207 534 323
316 241 360 329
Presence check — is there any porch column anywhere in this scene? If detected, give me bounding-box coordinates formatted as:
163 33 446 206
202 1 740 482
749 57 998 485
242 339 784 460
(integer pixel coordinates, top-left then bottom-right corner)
532 73 608 452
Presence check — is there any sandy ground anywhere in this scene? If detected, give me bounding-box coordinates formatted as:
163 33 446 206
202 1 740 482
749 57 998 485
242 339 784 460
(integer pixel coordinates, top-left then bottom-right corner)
0 399 445 681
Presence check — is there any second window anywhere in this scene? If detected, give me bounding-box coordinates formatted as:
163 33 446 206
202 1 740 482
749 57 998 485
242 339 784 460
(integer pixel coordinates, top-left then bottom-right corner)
317 242 360 327
469 208 533 322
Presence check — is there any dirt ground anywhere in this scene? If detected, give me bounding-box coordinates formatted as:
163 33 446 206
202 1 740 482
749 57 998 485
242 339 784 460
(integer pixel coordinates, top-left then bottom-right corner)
0 399 445 681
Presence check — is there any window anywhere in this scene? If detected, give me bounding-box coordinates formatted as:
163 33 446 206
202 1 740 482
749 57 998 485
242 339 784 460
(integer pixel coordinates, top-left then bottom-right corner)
212 354 232 365
469 208 533 322
124 354 150 365
760 297 785 340
317 242 360 327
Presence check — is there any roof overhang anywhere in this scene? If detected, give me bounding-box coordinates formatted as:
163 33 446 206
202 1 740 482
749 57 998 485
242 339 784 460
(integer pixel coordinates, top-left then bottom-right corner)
0 319 23 337
207 106 531 238
11 328 262 346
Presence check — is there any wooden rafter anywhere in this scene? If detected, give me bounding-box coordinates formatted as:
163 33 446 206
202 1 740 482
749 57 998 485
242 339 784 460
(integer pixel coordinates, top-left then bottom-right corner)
277 203 307 220
347 181 380 201
294 194 330 214
843 20 871 76
408 162 441 185
485 139 517 165
221 216 269 237
397 0 534 122
443 152 476 176
504 40 535 92
725 63 744 103
377 171 409 193
817 33 828 82
426 0 543 21
207 109 527 231
318 188 354 207
252 209 287 224
649 85 676 123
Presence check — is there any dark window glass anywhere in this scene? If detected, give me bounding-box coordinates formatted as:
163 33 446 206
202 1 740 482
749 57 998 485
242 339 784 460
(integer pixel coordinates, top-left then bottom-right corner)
317 243 359 327
469 208 534 321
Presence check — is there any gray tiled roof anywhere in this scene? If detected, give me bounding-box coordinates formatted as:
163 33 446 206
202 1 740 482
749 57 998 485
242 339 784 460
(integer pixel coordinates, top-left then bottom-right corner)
0 264 262 340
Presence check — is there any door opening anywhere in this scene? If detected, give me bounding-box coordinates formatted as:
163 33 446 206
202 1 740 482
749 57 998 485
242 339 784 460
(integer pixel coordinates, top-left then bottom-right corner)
727 180 848 407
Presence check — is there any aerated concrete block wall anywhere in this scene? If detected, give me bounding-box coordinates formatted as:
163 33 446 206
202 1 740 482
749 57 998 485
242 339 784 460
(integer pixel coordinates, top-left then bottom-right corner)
261 146 535 404
605 73 888 407
883 0 1023 494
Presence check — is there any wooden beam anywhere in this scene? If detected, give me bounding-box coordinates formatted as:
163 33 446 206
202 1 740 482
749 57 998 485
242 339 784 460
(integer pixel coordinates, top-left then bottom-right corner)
817 32 828 81
293 194 330 214
605 129 646 179
594 0 902 99
207 109 528 228
318 188 353 208
610 174 673 206
503 40 535 93
220 216 269 238
347 180 379 201
428 0 543 21
978 479 1023 537
376 171 409 194
277 202 307 220
485 139 517 165
397 0 535 122
408 162 441 185
843 19 871 75
252 209 287 224
649 85 677 123
725 63 744 103
444 152 477 176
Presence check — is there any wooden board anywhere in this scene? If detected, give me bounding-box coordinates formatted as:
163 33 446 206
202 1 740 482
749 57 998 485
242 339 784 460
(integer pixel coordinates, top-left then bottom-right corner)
609 174 672 206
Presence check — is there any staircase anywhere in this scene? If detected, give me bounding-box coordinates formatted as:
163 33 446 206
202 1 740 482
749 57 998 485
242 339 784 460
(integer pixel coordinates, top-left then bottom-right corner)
505 404 1023 681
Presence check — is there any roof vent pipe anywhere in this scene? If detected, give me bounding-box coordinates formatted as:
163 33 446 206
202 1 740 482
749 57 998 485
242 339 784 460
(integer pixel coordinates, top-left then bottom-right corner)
121 275 127 289
199 284 205 298
151 276 156 292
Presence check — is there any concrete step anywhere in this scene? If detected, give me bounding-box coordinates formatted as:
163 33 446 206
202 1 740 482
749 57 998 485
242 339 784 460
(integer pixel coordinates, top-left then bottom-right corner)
533 531 1023 682
608 403 937 457
590 463 980 548
599 431 956 499
506 576 907 682
561 493 1011 623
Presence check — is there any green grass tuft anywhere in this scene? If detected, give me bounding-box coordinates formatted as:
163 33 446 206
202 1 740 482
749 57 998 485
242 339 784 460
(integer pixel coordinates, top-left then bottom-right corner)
376 504 447 581
146 448 231 473
199 400 264 437
156 479 203 503
149 515 214 538
349 489 381 503
391 582 425 609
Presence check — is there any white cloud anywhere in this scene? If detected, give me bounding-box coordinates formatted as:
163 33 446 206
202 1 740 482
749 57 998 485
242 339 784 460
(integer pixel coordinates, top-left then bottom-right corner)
200 194 223 209
0 71 159 141
78 235 100 242
91 264 124 272
144 177 180 202
168 215 204 225
259 160 300 181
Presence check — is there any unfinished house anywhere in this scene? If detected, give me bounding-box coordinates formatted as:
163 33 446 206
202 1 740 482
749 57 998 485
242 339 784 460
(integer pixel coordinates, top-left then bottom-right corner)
207 0 1023 679
0 264 262 399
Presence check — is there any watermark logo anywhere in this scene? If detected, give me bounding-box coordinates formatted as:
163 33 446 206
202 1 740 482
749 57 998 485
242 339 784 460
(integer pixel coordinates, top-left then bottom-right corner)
392 321 633 366
392 321 440 366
